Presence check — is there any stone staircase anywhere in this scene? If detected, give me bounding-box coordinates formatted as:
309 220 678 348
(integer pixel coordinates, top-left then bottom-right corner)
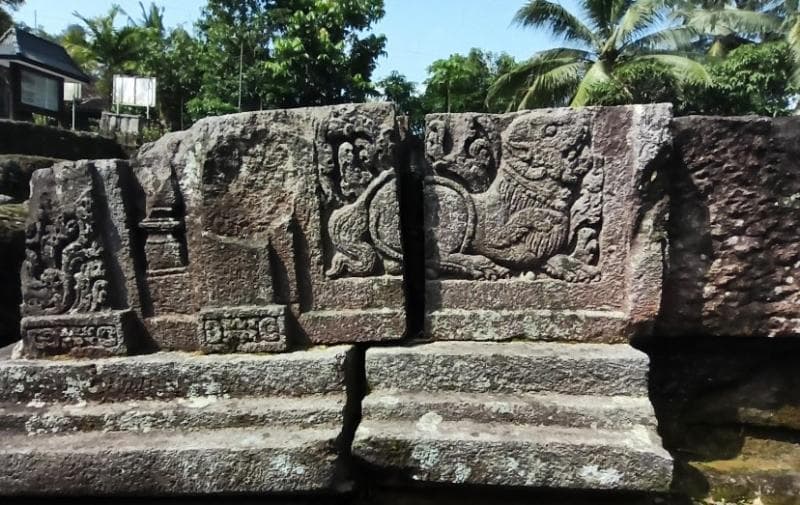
353 341 673 491
0 346 355 495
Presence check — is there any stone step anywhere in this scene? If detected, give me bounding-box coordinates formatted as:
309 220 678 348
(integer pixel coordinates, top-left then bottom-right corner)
365 342 650 397
352 420 672 491
0 346 354 403
0 394 346 434
0 426 343 494
361 392 656 429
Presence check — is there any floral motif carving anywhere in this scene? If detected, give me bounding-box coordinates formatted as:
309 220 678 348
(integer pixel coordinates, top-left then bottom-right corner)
21 193 110 316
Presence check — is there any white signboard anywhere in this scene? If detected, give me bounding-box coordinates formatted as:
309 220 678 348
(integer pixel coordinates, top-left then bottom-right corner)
20 69 59 112
112 75 156 108
64 82 82 101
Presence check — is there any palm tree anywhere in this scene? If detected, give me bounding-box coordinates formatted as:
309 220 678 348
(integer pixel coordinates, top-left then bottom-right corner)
774 0 800 82
488 0 710 110
72 5 143 100
672 1 782 57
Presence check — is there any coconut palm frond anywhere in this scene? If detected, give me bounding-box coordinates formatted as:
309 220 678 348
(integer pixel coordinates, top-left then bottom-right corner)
622 25 698 54
487 48 593 105
518 60 589 109
608 0 668 51
632 53 711 84
571 60 612 106
514 0 598 47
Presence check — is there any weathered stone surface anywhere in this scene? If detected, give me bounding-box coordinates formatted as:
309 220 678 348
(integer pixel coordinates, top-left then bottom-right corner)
134 103 406 349
0 120 126 160
0 427 342 495
0 345 355 494
649 338 800 504
364 342 650 396
354 342 671 491
19 160 141 358
424 104 670 342
689 437 800 505
661 116 800 337
20 310 136 358
362 392 656 429
198 305 289 353
0 346 352 403
355 421 672 490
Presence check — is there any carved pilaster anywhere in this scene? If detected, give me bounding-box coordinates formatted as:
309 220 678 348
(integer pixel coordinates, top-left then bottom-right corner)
20 161 136 358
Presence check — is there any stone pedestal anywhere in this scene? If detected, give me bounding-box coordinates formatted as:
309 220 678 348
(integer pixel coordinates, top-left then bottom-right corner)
0 345 356 495
353 342 672 491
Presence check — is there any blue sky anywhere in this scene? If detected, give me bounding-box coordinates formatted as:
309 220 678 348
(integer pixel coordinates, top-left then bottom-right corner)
10 0 577 86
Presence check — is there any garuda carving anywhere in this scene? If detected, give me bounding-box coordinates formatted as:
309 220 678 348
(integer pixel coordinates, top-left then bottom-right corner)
318 109 403 278
425 113 603 282
21 193 110 316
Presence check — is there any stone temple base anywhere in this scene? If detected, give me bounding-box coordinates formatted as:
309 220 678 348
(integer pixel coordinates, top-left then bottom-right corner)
353 342 673 491
0 346 356 495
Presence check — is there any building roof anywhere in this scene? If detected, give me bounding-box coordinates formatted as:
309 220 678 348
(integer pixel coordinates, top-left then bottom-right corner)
0 27 91 83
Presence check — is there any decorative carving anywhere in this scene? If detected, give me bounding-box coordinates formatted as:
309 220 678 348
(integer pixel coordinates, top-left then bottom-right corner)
317 109 403 278
19 162 138 358
21 311 134 357
21 193 110 316
425 113 602 282
426 116 500 193
140 209 186 275
198 306 289 353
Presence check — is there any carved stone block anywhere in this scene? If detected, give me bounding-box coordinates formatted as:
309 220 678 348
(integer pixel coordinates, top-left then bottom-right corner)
21 310 136 358
135 103 406 347
198 306 288 353
423 105 671 342
20 160 139 357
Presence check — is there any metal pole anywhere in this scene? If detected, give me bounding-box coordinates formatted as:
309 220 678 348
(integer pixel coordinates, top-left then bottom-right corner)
71 99 76 130
238 41 243 111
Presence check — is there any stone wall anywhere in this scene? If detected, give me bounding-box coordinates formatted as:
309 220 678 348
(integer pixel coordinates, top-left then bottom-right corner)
0 105 798 504
0 120 125 160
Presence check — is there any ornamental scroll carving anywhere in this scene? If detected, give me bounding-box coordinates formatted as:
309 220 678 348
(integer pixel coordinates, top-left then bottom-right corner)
21 193 110 317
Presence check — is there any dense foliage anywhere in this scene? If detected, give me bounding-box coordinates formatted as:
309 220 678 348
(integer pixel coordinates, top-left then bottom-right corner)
0 0 23 34
2 0 799 132
491 0 799 114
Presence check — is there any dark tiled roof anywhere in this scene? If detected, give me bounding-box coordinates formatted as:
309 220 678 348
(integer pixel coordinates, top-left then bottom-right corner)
0 26 91 83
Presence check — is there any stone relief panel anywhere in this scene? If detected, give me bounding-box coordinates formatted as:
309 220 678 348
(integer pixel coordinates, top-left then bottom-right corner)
22 193 109 316
317 108 403 278
20 161 137 357
425 112 602 282
133 102 407 349
424 105 672 343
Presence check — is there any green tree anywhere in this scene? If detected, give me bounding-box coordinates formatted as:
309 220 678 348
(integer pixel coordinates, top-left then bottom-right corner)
193 0 271 112
194 0 387 112
71 5 144 100
262 0 387 107
585 60 681 106
489 0 709 109
0 0 23 34
129 3 203 129
377 71 424 132
776 0 800 83
424 49 517 113
673 0 781 57
682 41 796 115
